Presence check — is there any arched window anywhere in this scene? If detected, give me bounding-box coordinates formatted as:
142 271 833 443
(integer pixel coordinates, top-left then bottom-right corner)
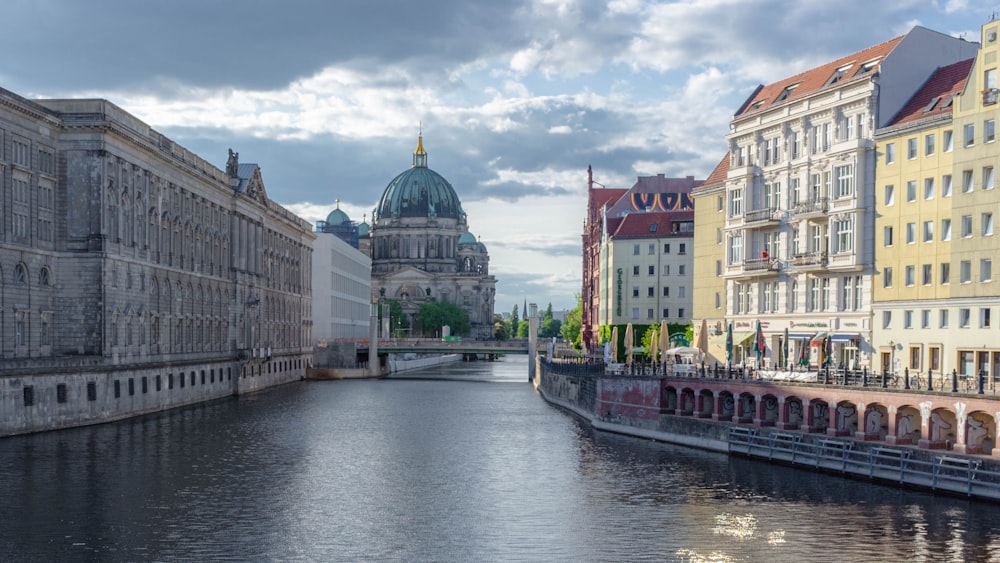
39 267 51 287
14 263 27 285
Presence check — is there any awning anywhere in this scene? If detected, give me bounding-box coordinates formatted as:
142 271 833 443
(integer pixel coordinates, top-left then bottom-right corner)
787 333 814 340
732 332 754 345
810 332 829 343
830 334 858 343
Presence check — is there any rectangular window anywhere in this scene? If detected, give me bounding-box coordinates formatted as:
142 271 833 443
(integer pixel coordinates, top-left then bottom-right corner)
631 308 639 319
906 181 916 202
648 265 655 276
633 265 639 276
647 243 655 254
960 308 971 328
922 310 931 328
942 174 952 197
904 310 913 329
729 189 743 217
923 220 933 242
632 244 640 255
835 165 853 198
906 222 916 244
965 123 976 147
128 378 135 396
882 311 892 329
964 170 974 192
885 143 895 164
836 219 853 252
986 119 996 143
663 286 670 297
142 376 148 394
940 309 949 328
922 264 932 285
678 265 686 276
883 226 893 246
678 286 686 298
942 218 952 241
941 262 950 285
907 137 917 159
983 308 993 328
57 383 67 403
663 243 670 253
905 265 915 286
647 287 655 297
678 308 685 318
716 260 722 276
984 212 995 236
982 258 993 282
23 386 34 407
943 129 954 152
647 308 654 319
87 382 97 401
663 265 670 276
632 287 639 297
678 243 686 255
884 185 894 206
925 133 935 156
962 215 973 238
884 267 893 288
663 308 670 318
961 260 972 283
114 380 121 398
985 166 995 190
924 178 934 200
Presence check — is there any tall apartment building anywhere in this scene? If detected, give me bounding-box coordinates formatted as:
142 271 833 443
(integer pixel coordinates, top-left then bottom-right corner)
873 59 972 377
0 88 314 436
721 27 977 369
691 154 730 365
581 166 627 353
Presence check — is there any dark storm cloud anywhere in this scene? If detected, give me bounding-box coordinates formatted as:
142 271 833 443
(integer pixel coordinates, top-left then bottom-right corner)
3 0 528 92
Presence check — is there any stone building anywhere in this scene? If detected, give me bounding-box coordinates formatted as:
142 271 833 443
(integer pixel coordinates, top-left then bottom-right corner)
0 88 313 436
368 134 495 339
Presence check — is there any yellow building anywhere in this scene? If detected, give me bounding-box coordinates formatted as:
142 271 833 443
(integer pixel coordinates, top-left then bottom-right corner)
692 154 730 365
873 59 973 377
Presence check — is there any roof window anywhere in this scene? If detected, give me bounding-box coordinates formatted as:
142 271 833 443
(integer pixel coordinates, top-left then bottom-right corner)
825 64 854 86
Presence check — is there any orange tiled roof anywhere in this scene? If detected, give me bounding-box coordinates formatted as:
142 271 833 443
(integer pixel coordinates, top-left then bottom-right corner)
886 58 974 127
735 36 905 118
611 211 693 239
703 152 730 186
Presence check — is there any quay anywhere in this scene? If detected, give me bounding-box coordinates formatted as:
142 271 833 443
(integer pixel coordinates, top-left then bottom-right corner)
533 358 1000 501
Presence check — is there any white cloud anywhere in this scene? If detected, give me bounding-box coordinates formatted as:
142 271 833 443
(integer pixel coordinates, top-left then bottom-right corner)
548 125 572 134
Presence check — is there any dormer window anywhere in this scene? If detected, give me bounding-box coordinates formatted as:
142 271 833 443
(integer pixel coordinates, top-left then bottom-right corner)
775 83 799 103
649 223 657 233
856 59 880 76
923 97 941 113
825 64 854 86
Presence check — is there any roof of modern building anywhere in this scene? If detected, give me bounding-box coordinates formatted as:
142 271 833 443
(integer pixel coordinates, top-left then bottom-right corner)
885 58 974 128
610 210 694 239
735 35 905 119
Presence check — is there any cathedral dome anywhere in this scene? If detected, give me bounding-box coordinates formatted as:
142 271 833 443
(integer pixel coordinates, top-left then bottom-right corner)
325 207 350 226
458 231 477 245
375 134 463 220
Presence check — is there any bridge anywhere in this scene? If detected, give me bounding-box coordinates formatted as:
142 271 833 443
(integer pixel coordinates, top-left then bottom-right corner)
356 338 529 356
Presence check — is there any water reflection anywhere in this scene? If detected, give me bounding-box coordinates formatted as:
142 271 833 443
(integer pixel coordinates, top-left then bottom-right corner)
0 357 999 561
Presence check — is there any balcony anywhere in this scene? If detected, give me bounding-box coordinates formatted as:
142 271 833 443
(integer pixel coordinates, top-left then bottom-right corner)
743 257 780 273
984 88 998 106
792 198 828 219
744 207 780 226
790 251 828 271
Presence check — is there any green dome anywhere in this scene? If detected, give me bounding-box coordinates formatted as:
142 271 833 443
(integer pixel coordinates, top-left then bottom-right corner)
458 231 477 245
375 134 463 220
358 222 370 237
477 241 487 253
325 207 350 226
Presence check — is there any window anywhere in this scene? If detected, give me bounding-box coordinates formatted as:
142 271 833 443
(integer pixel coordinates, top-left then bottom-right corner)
647 308 654 319
716 260 722 276
648 265 655 276
631 308 639 319
23 386 34 407
663 243 670 253
678 265 686 276
906 181 916 202
885 143 895 164
941 262 950 285
923 221 933 242
632 244 640 255
663 286 670 297
960 308 971 328
884 185 894 206
965 123 976 147
940 309 949 328
904 310 913 329
884 267 893 288
715 293 721 309
986 166 996 190
717 196 723 211
962 215 973 238
983 308 993 328
922 264 932 285
942 174 952 197
679 286 686 298
663 308 670 317
906 222 916 244
729 234 743 265
921 310 931 329
961 260 972 283
943 129 954 152
835 165 853 198
678 308 685 318
984 212 994 236
907 137 917 159
835 219 853 252
632 265 639 276
986 119 996 143
663 265 670 276
942 218 952 241
963 170 974 192
924 178 934 200
982 258 993 282
729 188 743 217
678 243 686 255
632 286 639 297
905 265 915 287
883 226 893 246
649 223 656 233
925 133 935 156
647 287 655 297
882 311 892 329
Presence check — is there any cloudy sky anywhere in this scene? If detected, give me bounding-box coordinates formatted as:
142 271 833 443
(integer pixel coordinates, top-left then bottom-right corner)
2 0 992 312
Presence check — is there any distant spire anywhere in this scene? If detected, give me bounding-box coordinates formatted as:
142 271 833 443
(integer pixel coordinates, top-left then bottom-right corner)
335 198 341 208
413 121 428 168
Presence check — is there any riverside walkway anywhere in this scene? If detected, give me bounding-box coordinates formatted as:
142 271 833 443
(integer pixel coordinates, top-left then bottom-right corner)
355 338 529 356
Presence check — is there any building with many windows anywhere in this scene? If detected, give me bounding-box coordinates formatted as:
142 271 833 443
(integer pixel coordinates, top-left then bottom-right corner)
720 27 977 370
0 88 314 436
873 59 972 377
691 154 730 365
312 218 372 340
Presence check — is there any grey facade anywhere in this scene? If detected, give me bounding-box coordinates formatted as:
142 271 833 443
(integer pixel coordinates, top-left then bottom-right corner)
0 88 314 436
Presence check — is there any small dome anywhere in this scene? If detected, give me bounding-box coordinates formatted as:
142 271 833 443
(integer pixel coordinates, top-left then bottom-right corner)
326 207 350 226
477 241 487 253
358 222 370 237
458 231 477 245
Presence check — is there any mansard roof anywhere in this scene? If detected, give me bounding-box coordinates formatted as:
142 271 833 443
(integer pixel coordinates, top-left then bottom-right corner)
735 35 905 119
610 211 694 239
886 58 974 127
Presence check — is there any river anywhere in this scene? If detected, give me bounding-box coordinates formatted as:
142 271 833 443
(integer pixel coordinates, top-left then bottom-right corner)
2 355 1000 562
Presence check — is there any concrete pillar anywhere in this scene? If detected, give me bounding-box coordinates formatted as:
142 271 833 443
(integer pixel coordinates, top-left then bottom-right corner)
528 303 538 382
368 299 379 377
826 401 839 436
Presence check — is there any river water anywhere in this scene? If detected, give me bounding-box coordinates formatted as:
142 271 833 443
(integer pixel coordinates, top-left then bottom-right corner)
3 356 1000 562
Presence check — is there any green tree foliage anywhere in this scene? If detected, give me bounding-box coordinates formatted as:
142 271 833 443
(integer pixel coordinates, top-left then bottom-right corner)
509 304 519 337
561 296 582 349
417 301 470 336
516 319 529 338
640 325 659 360
493 314 509 340
537 302 562 338
377 299 409 337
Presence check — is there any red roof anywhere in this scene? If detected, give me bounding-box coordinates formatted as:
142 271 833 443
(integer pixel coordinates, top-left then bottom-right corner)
611 211 694 239
703 152 730 186
735 36 904 118
886 58 973 127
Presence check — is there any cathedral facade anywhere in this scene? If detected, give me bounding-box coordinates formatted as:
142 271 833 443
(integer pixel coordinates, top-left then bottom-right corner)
368 135 495 339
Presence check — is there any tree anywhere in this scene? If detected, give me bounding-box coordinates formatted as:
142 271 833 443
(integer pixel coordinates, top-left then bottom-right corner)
516 319 529 338
539 317 562 339
377 299 408 337
417 301 470 336
493 314 509 340
509 304 519 337
561 296 582 349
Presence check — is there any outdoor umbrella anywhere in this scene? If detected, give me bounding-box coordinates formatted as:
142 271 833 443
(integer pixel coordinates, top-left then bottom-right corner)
725 322 733 364
752 320 766 368
625 323 634 366
660 320 670 364
798 339 810 367
611 326 619 363
649 327 659 368
824 334 833 367
783 327 789 370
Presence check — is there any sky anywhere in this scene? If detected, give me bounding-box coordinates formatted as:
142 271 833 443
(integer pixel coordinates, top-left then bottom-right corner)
2 0 994 312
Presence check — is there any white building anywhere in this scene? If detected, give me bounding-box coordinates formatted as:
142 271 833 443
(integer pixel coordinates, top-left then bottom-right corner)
312 227 372 340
